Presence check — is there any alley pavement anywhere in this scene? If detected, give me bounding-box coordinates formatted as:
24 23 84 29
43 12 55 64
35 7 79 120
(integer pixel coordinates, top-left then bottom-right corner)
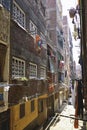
50 104 83 130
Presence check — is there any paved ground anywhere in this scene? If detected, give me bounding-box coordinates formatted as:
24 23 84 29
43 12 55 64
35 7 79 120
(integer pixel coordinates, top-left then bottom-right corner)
50 105 83 130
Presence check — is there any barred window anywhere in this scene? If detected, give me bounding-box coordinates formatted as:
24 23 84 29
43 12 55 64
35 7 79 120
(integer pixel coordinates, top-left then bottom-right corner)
40 67 46 79
12 57 25 78
13 1 25 28
29 63 37 79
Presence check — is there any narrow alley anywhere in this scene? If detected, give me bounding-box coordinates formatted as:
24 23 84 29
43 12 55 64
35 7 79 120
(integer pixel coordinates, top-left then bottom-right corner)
49 104 83 130
0 0 87 130
36 98 85 130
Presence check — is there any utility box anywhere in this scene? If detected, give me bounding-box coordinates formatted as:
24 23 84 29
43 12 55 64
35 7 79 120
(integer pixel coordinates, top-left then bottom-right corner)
0 84 10 113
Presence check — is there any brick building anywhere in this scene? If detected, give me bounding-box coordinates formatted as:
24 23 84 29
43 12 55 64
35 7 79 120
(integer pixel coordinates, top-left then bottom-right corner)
63 16 71 87
46 0 68 108
0 0 69 129
0 0 48 129
10 0 47 99
0 0 10 129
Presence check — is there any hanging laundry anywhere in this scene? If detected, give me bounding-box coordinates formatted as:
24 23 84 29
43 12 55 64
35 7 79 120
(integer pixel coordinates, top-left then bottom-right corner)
35 34 42 53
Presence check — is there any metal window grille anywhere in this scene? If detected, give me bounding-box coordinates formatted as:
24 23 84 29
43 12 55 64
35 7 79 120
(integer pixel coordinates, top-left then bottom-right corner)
12 57 25 78
29 63 37 79
40 67 46 79
13 1 25 28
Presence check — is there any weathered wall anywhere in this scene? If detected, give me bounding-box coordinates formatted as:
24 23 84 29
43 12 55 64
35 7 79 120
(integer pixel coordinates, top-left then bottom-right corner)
8 79 48 105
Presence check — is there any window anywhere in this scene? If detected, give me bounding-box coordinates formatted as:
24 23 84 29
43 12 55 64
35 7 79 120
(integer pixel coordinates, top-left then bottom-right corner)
29 63 37 79
12 57 25 78
31 100 35 112
29 20 37 38
40 67 46 79
20 103 25 118
38 100 43 113
13 1 25 28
